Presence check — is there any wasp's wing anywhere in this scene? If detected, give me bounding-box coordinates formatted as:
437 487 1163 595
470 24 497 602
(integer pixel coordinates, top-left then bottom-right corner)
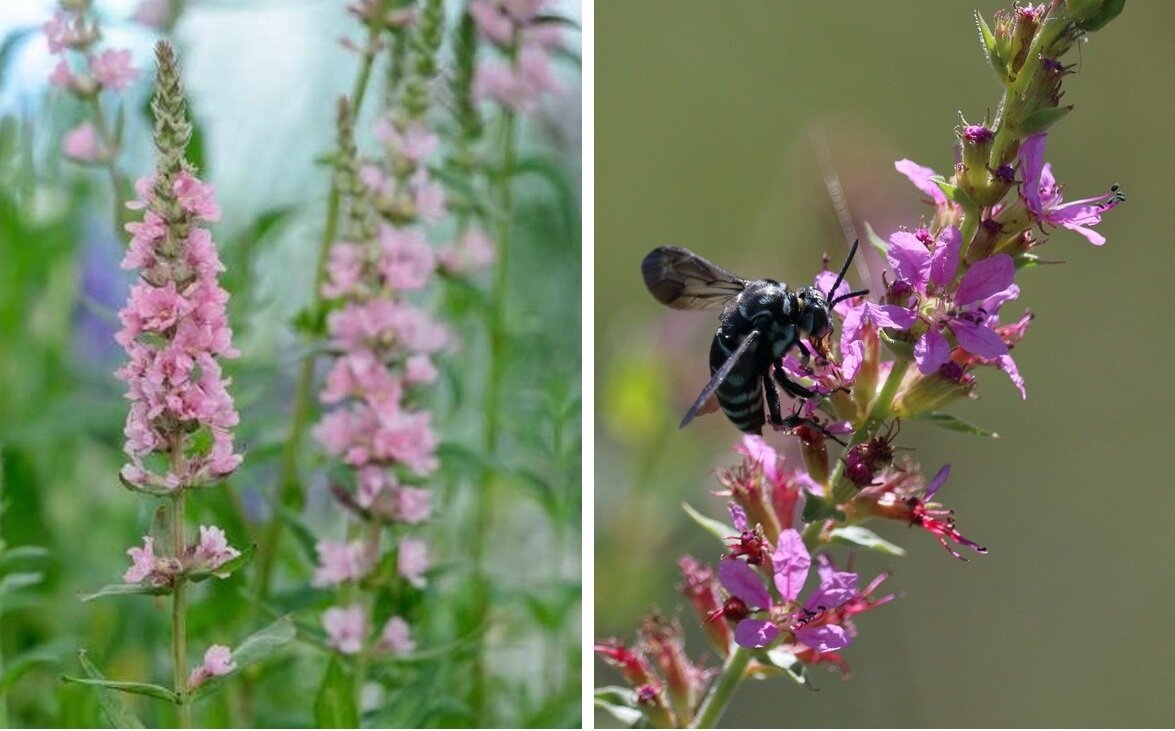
642 246 747 310
680 330 759 428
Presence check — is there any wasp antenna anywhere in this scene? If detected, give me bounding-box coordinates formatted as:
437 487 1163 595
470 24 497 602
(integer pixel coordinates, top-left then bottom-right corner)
830 287 869 307
826 239 860 302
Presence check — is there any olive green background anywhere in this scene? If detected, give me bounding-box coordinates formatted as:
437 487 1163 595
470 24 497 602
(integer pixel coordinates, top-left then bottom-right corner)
595 2 1175 727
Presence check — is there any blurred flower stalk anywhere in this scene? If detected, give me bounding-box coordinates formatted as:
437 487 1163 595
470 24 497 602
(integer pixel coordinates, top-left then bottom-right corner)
597 1 1125 727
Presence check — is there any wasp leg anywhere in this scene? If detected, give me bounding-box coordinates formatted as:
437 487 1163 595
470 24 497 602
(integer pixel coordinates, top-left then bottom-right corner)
762 372 784 429
794 339 811 367
772 359 817 400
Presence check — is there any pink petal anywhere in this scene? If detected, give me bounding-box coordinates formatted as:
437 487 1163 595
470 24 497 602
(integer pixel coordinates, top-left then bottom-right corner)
862 303 917 330
914 329 950 375
924 464 951 500
1019 133 1047 215
887 231 931 287
996 354 1027 399
929 226 962 288
950 320 1008 358
735 618 779 649
772 529 811 603
955 254 1014 306
895 159 947 204
794 624 851 653
718 558 771 609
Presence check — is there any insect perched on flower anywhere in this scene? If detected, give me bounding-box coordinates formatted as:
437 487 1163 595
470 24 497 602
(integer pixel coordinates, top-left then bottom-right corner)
641 242 866 434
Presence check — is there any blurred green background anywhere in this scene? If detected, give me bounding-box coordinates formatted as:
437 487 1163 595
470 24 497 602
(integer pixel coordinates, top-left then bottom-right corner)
0 0 581 726
596 2 1174 727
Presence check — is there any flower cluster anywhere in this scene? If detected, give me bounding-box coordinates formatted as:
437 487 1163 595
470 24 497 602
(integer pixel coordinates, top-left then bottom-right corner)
470 0 564 112
44 1 138 164
311 5 457 658
599 3 1126 726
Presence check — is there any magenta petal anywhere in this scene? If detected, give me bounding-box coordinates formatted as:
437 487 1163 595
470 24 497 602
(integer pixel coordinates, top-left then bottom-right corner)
997 354 1027 399
814 269 852 304
772 529 811 603
862 303 917 330
929 226 962 287
924 464 950 500
955 254 1015 306
895 159 946 204
728 502 748 532
735 618 779 649
794 624 851 654
914 330 950 375
1019 133 1047 215
841 340 864 382
887 231 931 288
979 284 1020 319
951 320 1008 358
718 558 771 609
804 571 858 613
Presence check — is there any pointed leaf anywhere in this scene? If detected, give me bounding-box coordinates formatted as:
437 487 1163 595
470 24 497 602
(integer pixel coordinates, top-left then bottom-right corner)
681 502 732 544
0 571 42 599
71 650 147 728
863 221 889 258
1020 105 1072 136
594 686 643 726
62 673 178 704
79 583 171 602
828 526 907 556
0 544 50 567
0 646 58 695
314 656 358 728
916 411 1000 438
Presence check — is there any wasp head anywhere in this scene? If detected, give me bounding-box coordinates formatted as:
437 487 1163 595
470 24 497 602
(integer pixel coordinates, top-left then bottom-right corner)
795 285 835 352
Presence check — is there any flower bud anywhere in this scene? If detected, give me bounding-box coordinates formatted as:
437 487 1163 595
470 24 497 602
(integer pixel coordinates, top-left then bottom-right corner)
893 361 975 418
678 556 733 656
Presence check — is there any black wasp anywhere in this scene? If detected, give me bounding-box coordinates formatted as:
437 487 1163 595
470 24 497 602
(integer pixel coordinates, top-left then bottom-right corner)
641 241 866 435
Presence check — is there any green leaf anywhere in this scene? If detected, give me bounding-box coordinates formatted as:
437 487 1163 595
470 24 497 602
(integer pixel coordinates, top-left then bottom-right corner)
62 672 178 705
915 411 1000 438
932 176 981 244
78 583 171 602
0 544 50 568
190 614 297 701
594 686 643 726
1075 0 1125 31
1014 252 1064 269
759 648 808 686
681 502 732 544
0 646 58 695
188 542 256 583
973 10 1006 80
0 570 42 599
512 156 578 243
863 221 888 258
70 650 147 728
314 656 358 728
1019 105 1072 136
276 505 319 565
828 526 907 556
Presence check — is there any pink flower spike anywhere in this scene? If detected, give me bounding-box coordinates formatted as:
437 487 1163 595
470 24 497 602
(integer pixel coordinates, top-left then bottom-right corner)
90 49 138 92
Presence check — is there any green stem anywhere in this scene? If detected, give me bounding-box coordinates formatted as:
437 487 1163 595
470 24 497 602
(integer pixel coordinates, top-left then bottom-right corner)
171 491 191 728
86 94 128 232
470 108 518 721
690 646 751 729
253 19 383 607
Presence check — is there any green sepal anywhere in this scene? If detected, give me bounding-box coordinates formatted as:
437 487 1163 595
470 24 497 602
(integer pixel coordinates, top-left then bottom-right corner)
828 525 907 556
1014 252 1065 269
915 411 1000 438
801 496 842 524
932 176 981 245
78 582 172 602
681 501 732 545
69 650 147 728
314 656 359 728
190 615 296 702
1019 105 1073 136
594 686 644 726
974 10 1008 81
187 542 256 583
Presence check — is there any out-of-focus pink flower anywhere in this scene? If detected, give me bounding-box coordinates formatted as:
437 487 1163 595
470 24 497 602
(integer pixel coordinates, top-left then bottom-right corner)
393 486 431 524
378 224 436 291
62 121 102 162
398 537 429 588
43 10 85 53
323 605 368 655
123 535 156 583
187 644 236 689
474 46 562 111
49 59 76 89
90 49 138 92
378 616 416 654
312 540 371 587
133 0 172 29
404 354 437 385
439 228 496 275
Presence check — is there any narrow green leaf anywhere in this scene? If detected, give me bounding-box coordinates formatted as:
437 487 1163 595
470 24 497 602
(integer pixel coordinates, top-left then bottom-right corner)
314 656 358 728
915 411 1000 438
973 10 1005 79
190 614 296 701
78 583 171 602
594 686 643 726
0 544 50 566
1014 252 1064 269
62 674 178 704
681 502 732 544
0 646 58 695
863 221 888 258
828 526 907 556
1019 105 1073 136
276 505 319 565
72 650 147 728
0 571 42 599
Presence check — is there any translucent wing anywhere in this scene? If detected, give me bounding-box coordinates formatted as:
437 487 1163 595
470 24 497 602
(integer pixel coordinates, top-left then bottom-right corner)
680 330 759 428
642 246 747 310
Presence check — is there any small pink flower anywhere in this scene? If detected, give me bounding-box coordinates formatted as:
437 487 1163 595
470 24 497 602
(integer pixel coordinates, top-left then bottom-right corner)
49 59 76 89
377 616 416 654
187 644 236 689
404 354 437 385
43 10 83 53
439 228 495 275
323 605 368 655
62 121 102 163
173 171 221 221
392 486 431 524
90 49 138 92
123 535 156 583
312 540 371 587
378 225 436 291
398 537 429 588
193 525 240 574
